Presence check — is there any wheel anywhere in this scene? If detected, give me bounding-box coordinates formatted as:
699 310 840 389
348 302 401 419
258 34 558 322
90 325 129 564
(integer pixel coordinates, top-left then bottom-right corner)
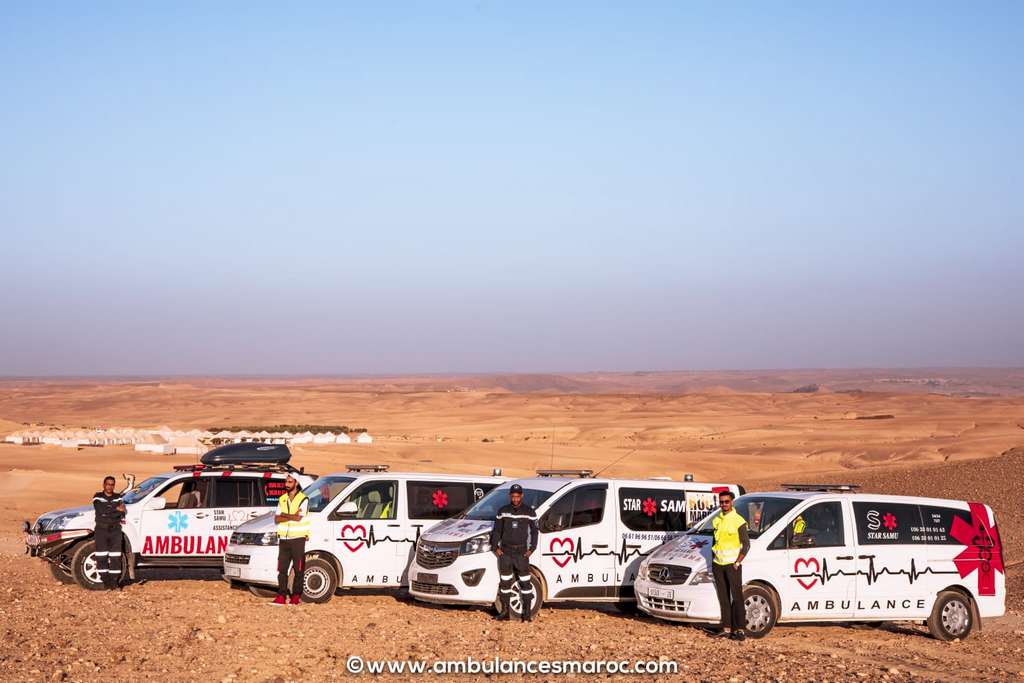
49 561 76 584
742 584 779 638
248 584 278 599
494 573 543 620
928 591 974 641
300 558 339 603
70 541 107 591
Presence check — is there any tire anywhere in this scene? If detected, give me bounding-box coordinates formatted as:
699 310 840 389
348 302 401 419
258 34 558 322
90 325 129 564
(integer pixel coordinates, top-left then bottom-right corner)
248 584 278 599
70 541 107 591
49 561 76 584
300 558 339 603
742 584 779 638
927 591 974 641
495 573 543 620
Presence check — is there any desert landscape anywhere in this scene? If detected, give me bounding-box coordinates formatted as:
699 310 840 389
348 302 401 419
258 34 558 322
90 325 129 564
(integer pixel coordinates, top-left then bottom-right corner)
0 372 1022 681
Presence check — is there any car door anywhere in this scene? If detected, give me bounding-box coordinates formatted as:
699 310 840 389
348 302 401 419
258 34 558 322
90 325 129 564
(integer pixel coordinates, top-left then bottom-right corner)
778 500 855 619
851 501 932 619
209 475 266 555
331 478 400 587
540 483 615 599
614 484 691 596
138 476 218 560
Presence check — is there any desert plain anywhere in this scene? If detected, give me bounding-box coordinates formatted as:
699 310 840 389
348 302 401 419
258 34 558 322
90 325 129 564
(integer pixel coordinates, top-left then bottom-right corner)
0 370 1022 681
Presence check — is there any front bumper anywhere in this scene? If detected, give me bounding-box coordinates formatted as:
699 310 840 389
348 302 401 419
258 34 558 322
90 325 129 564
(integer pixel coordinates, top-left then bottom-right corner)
407 551 500 606
634 576 720 623
24 528 92 561
222 543 278 586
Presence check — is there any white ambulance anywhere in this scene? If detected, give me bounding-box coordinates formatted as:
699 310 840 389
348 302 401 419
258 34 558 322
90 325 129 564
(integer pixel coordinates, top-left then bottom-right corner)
634 485 1006 640
223 465 507 601
407 470 742 618
24 443 316 589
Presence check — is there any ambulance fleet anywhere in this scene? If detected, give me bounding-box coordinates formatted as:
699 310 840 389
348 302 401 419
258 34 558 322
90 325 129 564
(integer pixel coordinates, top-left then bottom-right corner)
24 445 1006 640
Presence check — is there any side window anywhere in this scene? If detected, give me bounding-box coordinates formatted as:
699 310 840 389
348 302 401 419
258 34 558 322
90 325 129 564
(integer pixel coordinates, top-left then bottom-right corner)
541 486 606 532
474 482 499 502
264 478 288 507
342 480 397 520
158 478 212 509
408 482 474 520
853 502 925 545
788 502 845 549
215 478 263 507
918 505 977 545
618 487 687 532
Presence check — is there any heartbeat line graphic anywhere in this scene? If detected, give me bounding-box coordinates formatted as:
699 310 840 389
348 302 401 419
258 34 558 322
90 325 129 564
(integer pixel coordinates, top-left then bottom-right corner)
542 536 653 566
791 555 959 589
339 523 424 551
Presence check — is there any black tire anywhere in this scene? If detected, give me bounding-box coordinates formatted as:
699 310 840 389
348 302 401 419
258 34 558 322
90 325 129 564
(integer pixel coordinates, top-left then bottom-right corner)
927 591 974 641
70 541 107 591
49 561 76 584
494 573 543 620
248 584 278 599
300 558 339 603
742 584 779 638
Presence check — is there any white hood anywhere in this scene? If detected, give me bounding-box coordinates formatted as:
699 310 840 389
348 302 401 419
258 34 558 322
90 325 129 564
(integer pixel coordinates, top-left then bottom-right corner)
645 533 714 568
35 505 95 531
420 518 494 543
233 512 276 534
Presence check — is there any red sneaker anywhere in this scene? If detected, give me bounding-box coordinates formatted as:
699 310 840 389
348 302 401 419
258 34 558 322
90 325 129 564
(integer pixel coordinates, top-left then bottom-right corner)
270 594 287 606
289 594 302 605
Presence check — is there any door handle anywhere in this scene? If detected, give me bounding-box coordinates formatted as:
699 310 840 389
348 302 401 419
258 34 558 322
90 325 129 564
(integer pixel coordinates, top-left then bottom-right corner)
857 554 874 560
195 513 208 519
836 556 853 560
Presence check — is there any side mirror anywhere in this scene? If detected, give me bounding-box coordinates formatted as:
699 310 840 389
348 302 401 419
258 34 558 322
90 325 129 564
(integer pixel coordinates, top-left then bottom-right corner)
145 497 167 511
335 501 358 518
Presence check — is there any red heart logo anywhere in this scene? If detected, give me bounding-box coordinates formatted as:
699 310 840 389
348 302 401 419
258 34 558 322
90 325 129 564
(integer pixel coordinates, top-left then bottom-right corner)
341 524 367 552
793 557 820 590
549 537 575 568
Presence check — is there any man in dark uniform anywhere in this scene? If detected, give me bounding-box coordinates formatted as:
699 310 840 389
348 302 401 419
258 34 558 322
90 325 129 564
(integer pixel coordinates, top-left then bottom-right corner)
92 476 126 589
489 484 539 622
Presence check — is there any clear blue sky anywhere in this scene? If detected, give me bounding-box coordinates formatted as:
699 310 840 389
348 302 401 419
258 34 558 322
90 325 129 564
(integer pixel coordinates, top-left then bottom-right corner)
1 2 1021 375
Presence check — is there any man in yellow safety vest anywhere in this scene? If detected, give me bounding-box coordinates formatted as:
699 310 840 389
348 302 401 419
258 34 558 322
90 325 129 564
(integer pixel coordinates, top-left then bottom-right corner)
272 474 310 606
708 490 751 641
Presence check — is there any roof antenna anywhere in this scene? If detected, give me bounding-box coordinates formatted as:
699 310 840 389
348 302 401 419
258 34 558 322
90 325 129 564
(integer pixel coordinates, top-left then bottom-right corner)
593 448 638 479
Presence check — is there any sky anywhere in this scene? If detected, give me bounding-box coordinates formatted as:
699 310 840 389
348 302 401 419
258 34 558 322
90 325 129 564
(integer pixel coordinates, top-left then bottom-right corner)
1 2 1021 375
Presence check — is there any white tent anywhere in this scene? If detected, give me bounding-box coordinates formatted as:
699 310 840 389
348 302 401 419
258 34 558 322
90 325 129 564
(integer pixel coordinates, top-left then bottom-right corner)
171 435 207 456
312 431 335 444
5 434 24 445
356 432 373 445
335 433 352 444
292 431 314 444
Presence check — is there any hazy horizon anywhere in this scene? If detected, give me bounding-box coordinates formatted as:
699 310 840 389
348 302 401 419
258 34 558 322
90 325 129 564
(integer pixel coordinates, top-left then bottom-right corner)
2 3 1021 375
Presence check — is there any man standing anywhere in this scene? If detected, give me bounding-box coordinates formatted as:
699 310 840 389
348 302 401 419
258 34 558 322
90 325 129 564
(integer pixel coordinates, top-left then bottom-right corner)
709 490 751 641
273 474 310 606
92 476 126 590
490 484 539 622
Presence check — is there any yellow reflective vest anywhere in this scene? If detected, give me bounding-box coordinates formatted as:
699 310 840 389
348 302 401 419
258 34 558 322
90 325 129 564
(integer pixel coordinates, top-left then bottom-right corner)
712 509 747 566
277 491 311 539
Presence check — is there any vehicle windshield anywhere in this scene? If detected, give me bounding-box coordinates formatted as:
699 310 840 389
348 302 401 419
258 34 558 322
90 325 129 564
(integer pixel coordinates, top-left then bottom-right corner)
122 476 169 505
463 483 555 521
689 495 800 539
304 476 356 513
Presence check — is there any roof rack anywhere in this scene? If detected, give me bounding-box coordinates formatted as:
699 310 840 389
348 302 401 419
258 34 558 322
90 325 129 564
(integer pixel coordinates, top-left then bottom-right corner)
782 483 861 493
172 462 307 475
346 464 390 473
537 469 593 478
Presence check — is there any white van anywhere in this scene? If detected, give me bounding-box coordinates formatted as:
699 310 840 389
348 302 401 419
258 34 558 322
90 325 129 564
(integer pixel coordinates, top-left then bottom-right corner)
224 465 506 601
634 485 1006 640
407 470 742 618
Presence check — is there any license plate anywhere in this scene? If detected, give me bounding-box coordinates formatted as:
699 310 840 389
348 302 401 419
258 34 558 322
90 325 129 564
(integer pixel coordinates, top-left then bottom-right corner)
417 573 438 584
25 534 40 547
648 587 674 600
224 566 241 578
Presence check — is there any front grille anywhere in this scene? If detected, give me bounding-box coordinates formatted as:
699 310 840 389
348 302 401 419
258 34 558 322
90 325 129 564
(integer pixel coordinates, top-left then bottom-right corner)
412 580 458 595
224 553 250 565
416 544 459 570
638 594 690 613
646 564 692 585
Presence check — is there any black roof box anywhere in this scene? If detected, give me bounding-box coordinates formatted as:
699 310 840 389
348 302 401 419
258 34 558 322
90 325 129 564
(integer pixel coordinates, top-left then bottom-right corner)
200 442 292 466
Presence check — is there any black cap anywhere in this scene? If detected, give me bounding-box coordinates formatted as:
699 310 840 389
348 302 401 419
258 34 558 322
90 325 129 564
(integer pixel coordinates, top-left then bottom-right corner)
510 484 523 494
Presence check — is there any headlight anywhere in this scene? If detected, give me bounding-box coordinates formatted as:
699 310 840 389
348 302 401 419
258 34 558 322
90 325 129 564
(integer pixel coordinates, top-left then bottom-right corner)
47 513 84 531
259 532 278 546
460 533 491 555
638 563 649 580
689 569 714 585
230 531 279 546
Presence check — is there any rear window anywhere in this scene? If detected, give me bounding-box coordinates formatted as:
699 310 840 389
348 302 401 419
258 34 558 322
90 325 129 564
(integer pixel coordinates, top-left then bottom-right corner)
853 502 925 545
618 487 688 532
919 505 977 545
408 482 475 520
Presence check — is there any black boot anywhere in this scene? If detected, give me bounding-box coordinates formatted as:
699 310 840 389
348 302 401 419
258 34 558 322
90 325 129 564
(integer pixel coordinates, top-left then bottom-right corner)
521 594 533 622
495 593 511 621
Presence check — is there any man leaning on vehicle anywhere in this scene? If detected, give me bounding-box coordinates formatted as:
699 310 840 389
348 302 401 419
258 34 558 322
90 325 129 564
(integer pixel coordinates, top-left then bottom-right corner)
708 489 750 641
92 475 126 590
